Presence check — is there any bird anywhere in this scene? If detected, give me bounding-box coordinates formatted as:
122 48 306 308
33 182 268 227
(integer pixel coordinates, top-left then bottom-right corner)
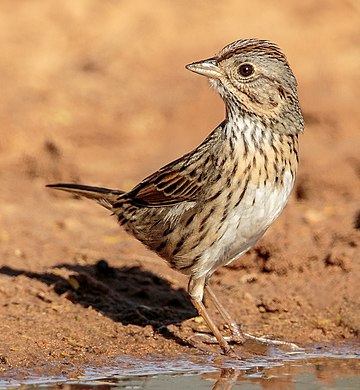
47 38 304 356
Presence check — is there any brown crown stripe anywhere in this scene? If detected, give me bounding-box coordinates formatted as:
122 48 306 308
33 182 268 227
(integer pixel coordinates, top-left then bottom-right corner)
217 41 288 65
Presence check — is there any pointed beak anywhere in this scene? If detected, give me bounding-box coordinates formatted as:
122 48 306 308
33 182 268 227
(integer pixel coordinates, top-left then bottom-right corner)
185 57 223 79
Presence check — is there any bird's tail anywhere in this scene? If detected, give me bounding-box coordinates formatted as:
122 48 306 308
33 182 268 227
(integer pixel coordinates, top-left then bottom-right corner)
46 183 125 210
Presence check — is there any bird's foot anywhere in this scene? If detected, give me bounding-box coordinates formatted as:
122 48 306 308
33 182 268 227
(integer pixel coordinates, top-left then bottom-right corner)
188 332 241 359
241 331 302 351
192 328 302 352
227 323 302 350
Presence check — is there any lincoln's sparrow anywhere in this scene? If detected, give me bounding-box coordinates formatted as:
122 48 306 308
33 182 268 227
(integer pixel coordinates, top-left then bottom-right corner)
48 39 304 355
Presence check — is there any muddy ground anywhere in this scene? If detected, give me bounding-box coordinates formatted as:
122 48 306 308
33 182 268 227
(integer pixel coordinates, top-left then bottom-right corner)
0 0 359 378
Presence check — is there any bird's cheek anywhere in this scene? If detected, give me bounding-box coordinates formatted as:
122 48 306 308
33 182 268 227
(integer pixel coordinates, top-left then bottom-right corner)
267 93 282 112
256 85 283 113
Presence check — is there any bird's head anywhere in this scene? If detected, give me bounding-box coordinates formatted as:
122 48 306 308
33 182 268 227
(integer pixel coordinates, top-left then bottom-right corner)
186 39 304 135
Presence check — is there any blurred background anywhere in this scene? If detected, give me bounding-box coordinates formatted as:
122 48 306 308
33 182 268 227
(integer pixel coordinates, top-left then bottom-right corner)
0 0 359 188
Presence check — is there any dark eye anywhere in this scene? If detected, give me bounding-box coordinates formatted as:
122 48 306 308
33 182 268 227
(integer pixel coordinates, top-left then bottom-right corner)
238 64 254 77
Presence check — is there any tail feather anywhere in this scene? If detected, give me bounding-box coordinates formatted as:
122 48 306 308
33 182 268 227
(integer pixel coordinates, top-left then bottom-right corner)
46 183 124 210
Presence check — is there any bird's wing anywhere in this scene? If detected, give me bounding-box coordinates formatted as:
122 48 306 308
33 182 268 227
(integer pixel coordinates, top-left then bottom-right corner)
120 121 225 208
127 162 201 207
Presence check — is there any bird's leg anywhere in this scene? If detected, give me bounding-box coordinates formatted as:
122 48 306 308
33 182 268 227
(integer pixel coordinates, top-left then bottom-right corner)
205 284 301 350
205 284 246 343
188 276 234 356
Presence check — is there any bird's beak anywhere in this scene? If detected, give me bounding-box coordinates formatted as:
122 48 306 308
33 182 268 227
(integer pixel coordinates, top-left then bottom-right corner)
186 57 223 79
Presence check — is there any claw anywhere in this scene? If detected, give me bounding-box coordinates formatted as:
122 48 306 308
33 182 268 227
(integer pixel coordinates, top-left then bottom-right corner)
191 330 303 352
242 332 303 350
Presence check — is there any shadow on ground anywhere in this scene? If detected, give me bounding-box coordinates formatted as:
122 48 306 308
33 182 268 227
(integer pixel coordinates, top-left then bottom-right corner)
0 261 196 332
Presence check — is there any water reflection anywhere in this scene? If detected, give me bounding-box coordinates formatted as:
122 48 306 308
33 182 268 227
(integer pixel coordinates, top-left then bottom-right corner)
1 344 359 389
207 356 360 389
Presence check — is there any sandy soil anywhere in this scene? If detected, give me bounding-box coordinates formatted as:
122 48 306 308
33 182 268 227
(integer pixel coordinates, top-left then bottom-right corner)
0 0 359 378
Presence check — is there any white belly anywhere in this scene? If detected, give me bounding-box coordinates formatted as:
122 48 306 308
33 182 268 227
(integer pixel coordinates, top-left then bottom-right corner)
196 170 295 278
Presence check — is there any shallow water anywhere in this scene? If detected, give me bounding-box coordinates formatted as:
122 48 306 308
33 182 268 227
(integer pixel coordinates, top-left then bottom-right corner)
1 343 360 389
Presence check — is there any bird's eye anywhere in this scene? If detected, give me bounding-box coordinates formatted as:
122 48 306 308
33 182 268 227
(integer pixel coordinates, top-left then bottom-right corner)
238 64 254 77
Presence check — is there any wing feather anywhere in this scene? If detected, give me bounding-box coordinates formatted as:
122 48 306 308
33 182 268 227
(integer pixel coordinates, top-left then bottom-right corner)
128 165 201 206
124 121 226 207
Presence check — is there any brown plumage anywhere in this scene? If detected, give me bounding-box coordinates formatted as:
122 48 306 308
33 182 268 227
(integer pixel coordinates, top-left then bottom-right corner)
47 38 304 356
